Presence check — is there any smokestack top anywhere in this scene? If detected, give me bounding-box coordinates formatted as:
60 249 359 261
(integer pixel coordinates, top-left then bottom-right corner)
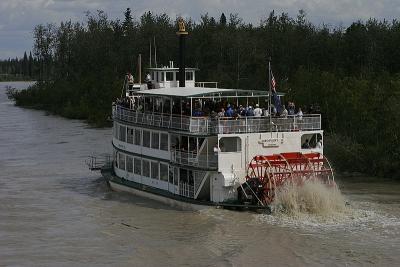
176 18 188 35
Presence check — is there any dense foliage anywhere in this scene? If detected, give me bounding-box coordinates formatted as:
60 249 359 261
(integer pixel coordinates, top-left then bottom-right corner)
0 52 38 81
10 9 400 179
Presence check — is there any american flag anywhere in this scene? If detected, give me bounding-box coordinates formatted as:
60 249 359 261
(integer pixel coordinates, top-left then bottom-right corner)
271 71 276 93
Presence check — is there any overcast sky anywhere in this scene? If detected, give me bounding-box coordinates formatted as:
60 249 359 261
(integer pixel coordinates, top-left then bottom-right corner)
1 0 399 59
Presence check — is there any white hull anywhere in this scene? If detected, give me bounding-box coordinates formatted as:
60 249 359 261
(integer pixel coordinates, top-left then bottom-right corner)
108 180 211 211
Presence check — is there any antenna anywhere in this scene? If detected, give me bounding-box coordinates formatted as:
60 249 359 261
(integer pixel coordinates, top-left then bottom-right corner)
149 40 152 68
154 36 157 68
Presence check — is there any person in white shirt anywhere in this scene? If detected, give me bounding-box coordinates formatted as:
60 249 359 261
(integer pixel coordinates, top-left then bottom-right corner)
316 139 322 149
280 105 288 117
297 107 303 120
253 104 262 117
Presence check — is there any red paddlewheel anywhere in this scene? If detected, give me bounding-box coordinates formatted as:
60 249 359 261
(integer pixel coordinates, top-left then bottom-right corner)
245 152 335 205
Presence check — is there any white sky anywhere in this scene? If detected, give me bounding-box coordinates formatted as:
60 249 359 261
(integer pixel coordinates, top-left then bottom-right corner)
1 0 399 59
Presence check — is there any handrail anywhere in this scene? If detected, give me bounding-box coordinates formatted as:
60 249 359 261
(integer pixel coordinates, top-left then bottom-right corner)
113 105 321 134
170 149 218 169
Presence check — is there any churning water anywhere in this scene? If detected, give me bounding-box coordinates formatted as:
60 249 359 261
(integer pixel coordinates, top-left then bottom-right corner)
1 82 400 266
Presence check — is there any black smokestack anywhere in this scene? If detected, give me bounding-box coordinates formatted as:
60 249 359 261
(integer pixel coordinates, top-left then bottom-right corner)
177 18 188 87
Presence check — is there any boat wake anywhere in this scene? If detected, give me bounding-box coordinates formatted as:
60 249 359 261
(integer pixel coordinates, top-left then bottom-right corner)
255 179 400 232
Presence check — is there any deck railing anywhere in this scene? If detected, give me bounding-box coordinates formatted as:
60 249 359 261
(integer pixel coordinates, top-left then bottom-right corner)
170 149 218 169
113 105 321 134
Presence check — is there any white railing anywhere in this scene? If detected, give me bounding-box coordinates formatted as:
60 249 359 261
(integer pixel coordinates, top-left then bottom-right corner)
179 182 194 198
113 105 321 134
195 81 219 88
171 149 218 169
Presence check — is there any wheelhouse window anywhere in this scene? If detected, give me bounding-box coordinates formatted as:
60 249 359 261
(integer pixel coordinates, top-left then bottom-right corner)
143 130 150 148
219 137 242 152
151 161 159 180
142 160 150 177
166 72 173 81
151 132 160 149
185 71 193 81
134 158 141 175
126 156 133 172
160 133 169 151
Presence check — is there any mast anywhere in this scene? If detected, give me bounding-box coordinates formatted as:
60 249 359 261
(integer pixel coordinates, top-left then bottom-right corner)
138 54 142 84
268 57 272 127
154 36 157 68
149 40 152 68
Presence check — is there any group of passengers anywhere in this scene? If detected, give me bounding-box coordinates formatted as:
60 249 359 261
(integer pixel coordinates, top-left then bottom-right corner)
116 95 316 120
191 99 306 120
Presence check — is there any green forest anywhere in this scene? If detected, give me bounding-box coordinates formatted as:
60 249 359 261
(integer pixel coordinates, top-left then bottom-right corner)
8 9 400 179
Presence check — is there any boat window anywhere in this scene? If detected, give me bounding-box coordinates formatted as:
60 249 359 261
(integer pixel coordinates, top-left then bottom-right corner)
166 72 173 81
113 122 118 139
143 130 150 147
119 125 126 142
142 160 150 177
134 158 141 175
151 132 160 149
126 156 133 172
114 151 118 168
118 153 126 171
160 163 168 181
169 166 174 184
151 161 159 179
134 129 141 145
173 167 178 185
219 137 242 152
301 133 322 149
127 127 134 144
160 72 165 82
185 71 193 81
160 133 168 151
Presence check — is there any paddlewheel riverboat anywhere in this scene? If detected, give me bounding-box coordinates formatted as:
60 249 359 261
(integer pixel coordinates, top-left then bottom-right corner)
92 19 335 210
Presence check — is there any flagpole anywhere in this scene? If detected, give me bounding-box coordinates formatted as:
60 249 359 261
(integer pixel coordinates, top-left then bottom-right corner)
268 57 272 128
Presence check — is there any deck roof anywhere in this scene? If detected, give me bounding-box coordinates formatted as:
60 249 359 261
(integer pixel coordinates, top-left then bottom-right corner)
134 87 283 98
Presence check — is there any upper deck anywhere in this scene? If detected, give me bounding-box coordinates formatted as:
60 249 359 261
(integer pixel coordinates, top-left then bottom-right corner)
113 86 321 135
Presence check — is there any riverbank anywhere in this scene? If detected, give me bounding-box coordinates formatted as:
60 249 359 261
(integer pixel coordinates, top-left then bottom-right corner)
1 81 400 266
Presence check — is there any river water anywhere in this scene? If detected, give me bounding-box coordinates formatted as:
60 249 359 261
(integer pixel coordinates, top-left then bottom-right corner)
0 81 399 266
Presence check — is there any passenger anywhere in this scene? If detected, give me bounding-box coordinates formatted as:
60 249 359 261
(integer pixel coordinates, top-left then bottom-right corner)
253 104 262 117
280 105 288 117
225 104 234 117
127 72 134 90
239 105 246 117
316 139 322 149
246 106 254 116
297 107 303 120
218 108 225 118
302 139 310 149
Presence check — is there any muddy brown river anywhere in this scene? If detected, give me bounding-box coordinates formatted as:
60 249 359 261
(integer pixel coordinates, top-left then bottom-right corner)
1 82 399 266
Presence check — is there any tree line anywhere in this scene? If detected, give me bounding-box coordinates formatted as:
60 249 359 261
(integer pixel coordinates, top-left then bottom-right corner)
0 52 38 81
9 9 400 179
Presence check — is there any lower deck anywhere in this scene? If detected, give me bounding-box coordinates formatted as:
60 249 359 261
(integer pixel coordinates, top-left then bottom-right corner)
102 167 271 211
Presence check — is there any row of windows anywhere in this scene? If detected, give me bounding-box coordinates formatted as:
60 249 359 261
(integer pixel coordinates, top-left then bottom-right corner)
152 71 194 82
114 123 169 151
116 153 171 183
116 152 195 186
